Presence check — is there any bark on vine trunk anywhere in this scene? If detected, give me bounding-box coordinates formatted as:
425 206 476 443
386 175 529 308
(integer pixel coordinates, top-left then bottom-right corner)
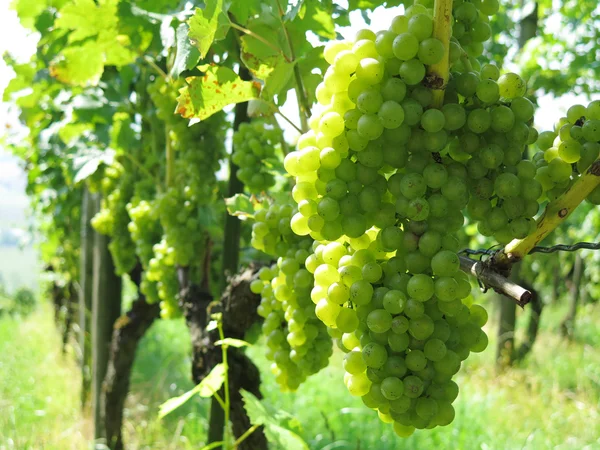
211 62 252 448
179 266 267 450
62 282 77 353
92 226 122 441
102 264 160 450
561 253 583 338
79 188 97 408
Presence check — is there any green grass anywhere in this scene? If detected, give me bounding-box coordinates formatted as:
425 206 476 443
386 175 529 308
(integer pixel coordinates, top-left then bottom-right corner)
1 301 599 450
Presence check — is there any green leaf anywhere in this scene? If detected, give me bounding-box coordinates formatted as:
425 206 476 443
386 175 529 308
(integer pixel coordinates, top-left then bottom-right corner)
55 0 119 44
225 193 256 219
171 24 201 79
158 387 201 419
291 0 335 40
188 0 230 59
241 390 309 450
196 363 226 397
241 389 270 426
49 42 105 86
73 148 115 184
237 17 293 99
214 338 251 348
206 320 219 331
265 424 309 450
247 99 276 118
284 0 305 22
176 65 260 120
158 363 226 419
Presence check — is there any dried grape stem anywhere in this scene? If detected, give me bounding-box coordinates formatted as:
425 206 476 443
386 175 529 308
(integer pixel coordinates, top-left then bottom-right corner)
459 256 532 307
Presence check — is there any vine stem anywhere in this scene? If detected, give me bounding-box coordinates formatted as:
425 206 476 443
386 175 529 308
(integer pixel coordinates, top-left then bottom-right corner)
428 0 454 108
232 424 260 448
275 107 302 133
217 320 231 449
493 159 600 268
276 2 311 131
165 125 174 188
459 256 532 307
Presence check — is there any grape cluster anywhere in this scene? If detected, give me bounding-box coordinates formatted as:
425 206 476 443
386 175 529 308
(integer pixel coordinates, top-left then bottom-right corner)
91 165 138 276
232 121 282 193
307 241 487 436
252 260 332 391
145 77 227 317
146 238 182 318
249 200 333 390
278 3 545 435
535 100 600 203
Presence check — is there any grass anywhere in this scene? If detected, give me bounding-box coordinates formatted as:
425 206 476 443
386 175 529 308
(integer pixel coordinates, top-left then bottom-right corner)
0 300 599 450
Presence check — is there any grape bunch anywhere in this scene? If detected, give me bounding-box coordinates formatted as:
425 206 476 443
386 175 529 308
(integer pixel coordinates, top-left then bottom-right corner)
127 198 164 305
232 121 282 193
249 199 333 390
251 201 310 257
145 77 228 317
252 260 333 391
534 100 600 203
91 164 138 276
145 237 182 318
306 240 487 436
278 3 543 436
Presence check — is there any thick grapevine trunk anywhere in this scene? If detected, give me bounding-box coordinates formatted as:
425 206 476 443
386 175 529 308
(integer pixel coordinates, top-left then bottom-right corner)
79 188 97 408
179 266 267 450
62 282 77 352
211 63 252 448
561 253 583 338
102 265 160 450
92 223 123 441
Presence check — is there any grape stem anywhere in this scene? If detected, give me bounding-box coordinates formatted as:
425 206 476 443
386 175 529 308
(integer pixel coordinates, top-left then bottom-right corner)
492 158 600 269
275 2 311 131
427 0 454 108
165 124 174 188
459 256 532 307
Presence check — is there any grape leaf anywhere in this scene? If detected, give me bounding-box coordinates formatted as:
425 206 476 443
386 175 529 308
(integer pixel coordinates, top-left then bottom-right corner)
239 20 294 100
73 147 115 184
158 364 225 419
49 42 105 86
225 193 256 219
247 99 276 118
299 0 336 40
188 0 231 59
176 65 260 120
55 0 119 44
214 338 251 348
241 390 309 450
171 23 201 79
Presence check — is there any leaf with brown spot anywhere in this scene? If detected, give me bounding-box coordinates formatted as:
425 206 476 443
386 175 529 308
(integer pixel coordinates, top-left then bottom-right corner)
176 65 260 120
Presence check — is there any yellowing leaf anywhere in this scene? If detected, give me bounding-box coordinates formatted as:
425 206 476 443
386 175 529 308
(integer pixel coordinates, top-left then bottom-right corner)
176 65 260 120
188 0 230 59
49 42 105 86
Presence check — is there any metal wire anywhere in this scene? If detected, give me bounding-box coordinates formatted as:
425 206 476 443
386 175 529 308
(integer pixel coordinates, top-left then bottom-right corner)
460 241 600 257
